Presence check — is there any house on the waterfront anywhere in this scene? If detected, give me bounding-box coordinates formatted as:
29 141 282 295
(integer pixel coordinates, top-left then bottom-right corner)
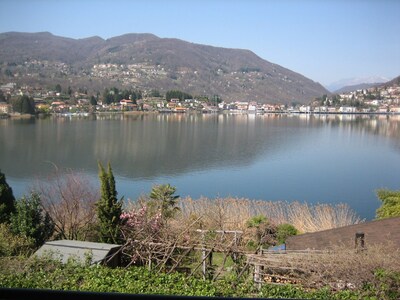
299 105 311 113
339 106 357 113
120 99 137 111
0 102 12 114
236 101 249 111
390 106 400 113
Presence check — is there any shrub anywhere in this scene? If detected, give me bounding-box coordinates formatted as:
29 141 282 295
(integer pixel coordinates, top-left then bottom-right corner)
246 215 277 247
0 223 34 256
10 192 54 248
0 255 399 299
0 258 217 296
275 223 298 244
376 189 400 219
283 243 400 296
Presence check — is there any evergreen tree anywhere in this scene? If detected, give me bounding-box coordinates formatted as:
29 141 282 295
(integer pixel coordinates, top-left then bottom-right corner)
275 223 298 244
55 84 62 93
149 184 180 220
165 90 193 101
376 189 400 219
90 95 97 106
0 170 15 223
96 162 123 243
0 90 6 102
10 192 54 248
11 95 35 114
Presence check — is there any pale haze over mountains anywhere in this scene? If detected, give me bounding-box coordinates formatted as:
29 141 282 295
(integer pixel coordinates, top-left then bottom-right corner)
326 76 392 93
0 32 329 104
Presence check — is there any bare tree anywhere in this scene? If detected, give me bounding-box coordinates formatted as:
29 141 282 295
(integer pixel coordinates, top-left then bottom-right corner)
34 167 99 241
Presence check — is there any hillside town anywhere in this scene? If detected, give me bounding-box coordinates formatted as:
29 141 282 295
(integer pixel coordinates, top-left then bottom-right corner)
0 78 399 117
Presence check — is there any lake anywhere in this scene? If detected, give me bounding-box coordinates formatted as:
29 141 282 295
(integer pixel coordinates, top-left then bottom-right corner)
1 113 400 220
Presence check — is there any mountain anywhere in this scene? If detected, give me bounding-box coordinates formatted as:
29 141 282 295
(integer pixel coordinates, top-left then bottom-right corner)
333 75 400 94
0 32 328 104
381 75 400 87
334 83 381 94
326 76 391 93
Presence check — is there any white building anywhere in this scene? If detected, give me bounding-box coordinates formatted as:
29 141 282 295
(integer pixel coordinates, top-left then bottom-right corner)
339 106 357 113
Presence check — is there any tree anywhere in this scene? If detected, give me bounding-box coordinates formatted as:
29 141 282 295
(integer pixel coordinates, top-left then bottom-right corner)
0 90 6 102
246 215 277 247
275 223 298 244
11 95 35 114
148 184 180 220
0 170 15 224
96 162 123 243
165 90 193 102
5 69 13 77
90 95 97 106
10 192 54 248
36 168 99 241
376 189 400 219
149 89 161 97
55 84 62 93
102 88 114 105
211 94 222 105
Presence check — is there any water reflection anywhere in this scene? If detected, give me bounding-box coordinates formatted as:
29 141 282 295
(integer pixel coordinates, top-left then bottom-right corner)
1 114 400 180
0 113 295 179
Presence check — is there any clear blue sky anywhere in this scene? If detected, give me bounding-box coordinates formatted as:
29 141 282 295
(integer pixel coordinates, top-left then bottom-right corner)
0 0 399 86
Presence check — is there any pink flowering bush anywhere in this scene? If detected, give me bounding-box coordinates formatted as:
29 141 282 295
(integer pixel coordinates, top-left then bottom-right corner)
120 205 163 239
120 205 167 265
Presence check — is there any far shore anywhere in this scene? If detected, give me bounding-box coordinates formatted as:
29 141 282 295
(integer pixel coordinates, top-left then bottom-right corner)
2 110 400 120
8 113 35 119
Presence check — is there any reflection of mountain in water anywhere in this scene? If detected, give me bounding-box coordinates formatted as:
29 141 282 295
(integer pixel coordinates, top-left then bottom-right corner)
1 114 399 180
0 114 301 179
311 114 400 151
95 114 308 179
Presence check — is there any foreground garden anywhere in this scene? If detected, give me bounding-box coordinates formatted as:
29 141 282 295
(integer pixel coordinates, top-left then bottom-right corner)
1 254 399 299
1 166 400 299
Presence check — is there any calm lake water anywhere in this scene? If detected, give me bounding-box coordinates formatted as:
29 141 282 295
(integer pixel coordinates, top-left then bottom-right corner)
1 113 400 220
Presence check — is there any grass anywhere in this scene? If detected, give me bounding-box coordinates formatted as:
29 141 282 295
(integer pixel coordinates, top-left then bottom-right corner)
177 196 363 233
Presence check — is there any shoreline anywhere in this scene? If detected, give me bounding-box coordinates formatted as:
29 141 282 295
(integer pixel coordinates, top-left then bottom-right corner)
2 110 399 120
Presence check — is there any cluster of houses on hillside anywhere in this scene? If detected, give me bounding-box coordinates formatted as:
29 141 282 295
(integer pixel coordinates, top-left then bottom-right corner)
1 80 400 116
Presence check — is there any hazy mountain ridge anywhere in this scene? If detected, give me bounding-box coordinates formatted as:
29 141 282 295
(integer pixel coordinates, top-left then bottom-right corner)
326 76 391 93
381 75 400 87
334 83 382 94
333 76 400 94
0 32 328 103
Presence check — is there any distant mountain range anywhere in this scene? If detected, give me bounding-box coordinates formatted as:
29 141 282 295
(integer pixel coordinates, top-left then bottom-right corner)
326 76 391 93
334 83 382 94
0 32 328 104
382 75 400 87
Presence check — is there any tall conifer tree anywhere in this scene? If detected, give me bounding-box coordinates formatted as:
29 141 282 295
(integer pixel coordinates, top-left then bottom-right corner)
96 162 122 243
0 170 16 223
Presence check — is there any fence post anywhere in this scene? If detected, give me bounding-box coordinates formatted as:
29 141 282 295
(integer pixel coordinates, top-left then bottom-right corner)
233 231 238 261
355 232 365 251
201 231 206 280
253 245 263 289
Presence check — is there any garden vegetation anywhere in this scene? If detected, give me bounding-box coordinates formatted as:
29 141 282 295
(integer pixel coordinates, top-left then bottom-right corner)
1 167 399 299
